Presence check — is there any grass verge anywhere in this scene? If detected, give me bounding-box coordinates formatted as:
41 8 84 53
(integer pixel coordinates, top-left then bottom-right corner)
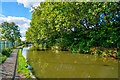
17 46 32 79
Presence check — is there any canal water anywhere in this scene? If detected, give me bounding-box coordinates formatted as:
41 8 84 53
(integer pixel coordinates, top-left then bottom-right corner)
22 45 118 78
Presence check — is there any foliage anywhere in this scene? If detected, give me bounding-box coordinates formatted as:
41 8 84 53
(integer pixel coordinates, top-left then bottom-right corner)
0 48 14 64
97 49 102 55
17 46 32 78
26 2 120 55
0 22 21 42
16 37 21 42
1 48 11 55
0 53 7 64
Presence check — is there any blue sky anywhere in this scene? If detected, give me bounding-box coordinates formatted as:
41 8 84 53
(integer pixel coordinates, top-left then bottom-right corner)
2 2 32 19
0 1 42 41
0 0 45 41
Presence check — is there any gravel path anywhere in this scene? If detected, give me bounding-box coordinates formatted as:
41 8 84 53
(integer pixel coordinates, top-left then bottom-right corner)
0 46 21 80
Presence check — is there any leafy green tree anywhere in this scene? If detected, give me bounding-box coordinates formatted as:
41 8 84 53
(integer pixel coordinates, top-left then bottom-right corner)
16 37 21 42
26 2 120 50
0 22 21 42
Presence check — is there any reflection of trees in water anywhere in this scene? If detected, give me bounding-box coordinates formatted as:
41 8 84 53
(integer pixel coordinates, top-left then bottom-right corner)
27 47 118 78
30 46 48 51
27 50 49 78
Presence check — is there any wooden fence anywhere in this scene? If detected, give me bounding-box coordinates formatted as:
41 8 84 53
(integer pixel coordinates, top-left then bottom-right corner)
0 40 20 53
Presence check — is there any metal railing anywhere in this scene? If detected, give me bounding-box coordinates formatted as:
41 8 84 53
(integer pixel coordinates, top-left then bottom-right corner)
0 40 21 53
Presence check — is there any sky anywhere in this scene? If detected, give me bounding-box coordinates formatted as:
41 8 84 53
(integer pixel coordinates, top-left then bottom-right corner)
0 0 44 41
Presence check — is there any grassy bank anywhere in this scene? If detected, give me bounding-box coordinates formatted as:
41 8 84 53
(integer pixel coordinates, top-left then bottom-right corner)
17 46 32 79
0 47 16 64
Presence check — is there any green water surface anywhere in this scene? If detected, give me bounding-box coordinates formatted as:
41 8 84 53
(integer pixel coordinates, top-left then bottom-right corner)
26 47 118 78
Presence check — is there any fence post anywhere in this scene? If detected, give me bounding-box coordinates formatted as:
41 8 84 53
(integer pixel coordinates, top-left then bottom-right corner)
12 42 14 47
5 40 9 48
5 41 7 48
8 42 10 48
9 42 12 48
1 41 5 49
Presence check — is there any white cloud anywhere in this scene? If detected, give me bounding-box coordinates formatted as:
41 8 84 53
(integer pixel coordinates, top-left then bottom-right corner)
0 14 5 17
29 3 41 12
20 28 28 38
18 23 30 29
0 14 31 41
17 0 44 8
20 30 27 34
0 16 31 25
20 37 26 41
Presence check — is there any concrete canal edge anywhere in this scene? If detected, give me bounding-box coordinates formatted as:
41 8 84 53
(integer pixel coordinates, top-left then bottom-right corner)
0 46 21 80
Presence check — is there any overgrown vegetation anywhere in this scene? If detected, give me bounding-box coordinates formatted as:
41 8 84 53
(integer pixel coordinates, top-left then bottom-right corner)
0 48 14 64
26 2 120 58
17 46 32 78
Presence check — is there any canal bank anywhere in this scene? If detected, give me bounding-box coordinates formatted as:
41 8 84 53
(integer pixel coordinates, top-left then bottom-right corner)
16 45 36 79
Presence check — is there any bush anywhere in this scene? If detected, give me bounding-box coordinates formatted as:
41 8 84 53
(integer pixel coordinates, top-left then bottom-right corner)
118 52 120 57
0 52 7 64
1 48 12 56
0 53 2 63
0 53 2 57
0 48 14 64
1 48 8 55
97 49 102 55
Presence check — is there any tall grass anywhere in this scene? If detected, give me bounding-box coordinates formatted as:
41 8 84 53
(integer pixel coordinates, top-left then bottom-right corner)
17 46 32 79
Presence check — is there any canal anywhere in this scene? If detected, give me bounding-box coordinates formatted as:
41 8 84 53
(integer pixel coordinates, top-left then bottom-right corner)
22 45 118 78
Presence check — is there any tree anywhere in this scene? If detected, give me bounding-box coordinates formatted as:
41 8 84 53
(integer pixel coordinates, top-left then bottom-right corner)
0 22 21 42
26 2 120 50
16 37 21 42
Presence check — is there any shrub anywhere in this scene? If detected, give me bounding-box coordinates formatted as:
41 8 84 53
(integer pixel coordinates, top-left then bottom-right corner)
117 50 120 57
97 49 102 55
0 53 2 57
1 48 8 55
1 48 12 56
0 52 7 64
0 53 2 63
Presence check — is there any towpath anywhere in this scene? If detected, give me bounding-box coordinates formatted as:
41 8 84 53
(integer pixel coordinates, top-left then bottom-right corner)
0 46 21 80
